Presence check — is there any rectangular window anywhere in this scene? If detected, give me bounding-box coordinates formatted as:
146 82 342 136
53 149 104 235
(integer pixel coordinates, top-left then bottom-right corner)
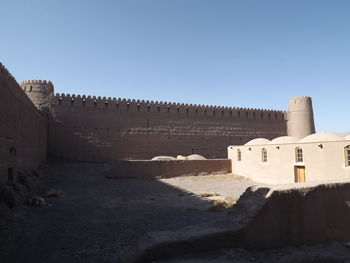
237 149 242 162
262 149 267 163
296 148 303 163
345 146 350 167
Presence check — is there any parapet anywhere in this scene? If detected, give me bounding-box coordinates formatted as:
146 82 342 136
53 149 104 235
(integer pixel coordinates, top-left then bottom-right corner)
19 80 54 93
51 92 287 121
288 96 313 111
20 79 55 110
0 63 42 111
19 79 54 86
0 62 18 85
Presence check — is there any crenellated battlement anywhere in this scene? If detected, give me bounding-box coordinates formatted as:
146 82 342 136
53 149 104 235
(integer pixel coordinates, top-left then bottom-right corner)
19 79 54 110
20 80 53 86
0 62 18 85
0 64 42 111
52 92 287 120
0 61 292 163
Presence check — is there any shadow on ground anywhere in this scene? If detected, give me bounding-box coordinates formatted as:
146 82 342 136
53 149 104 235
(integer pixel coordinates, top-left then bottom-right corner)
0 162 226 263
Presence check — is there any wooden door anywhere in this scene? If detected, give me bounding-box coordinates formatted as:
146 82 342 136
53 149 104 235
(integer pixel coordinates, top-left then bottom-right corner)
294 166 305 183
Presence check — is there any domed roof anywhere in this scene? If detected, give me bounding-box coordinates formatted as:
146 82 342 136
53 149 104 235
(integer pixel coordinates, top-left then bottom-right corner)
245 138 270 146
187 154 206 160
268 136 300 144
345 135 350 140
299 132 345 143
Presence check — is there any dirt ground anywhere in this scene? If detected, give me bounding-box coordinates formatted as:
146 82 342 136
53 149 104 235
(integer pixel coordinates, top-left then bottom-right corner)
2 162 350 263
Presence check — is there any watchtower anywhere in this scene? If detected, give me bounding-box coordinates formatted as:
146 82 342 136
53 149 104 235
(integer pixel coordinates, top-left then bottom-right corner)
287 96 315 138
19 80 54 111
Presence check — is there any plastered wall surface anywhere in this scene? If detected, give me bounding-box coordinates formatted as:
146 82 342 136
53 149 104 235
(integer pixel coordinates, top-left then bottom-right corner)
228 140 350 184
0 64 47 182
47 94 287 162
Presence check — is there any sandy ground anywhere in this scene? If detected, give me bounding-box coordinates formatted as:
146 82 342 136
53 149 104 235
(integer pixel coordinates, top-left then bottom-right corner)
161 173 258 199
1 162 250 263
2 162 350 263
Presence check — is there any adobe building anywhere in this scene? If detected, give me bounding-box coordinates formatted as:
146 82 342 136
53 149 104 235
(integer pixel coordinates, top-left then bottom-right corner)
0 61 316 182
228 133 350 184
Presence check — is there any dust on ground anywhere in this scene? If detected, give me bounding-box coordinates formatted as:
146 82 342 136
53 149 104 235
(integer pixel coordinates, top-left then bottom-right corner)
0 162 250 263
161 173 257 200
2 162 350 263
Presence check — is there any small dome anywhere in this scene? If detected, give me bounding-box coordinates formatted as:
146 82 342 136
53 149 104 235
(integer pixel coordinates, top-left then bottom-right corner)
245 138 270 146
268 136 300 144
187 154 206 160
345 135 350 140
151 156 176 161
299 132 344 143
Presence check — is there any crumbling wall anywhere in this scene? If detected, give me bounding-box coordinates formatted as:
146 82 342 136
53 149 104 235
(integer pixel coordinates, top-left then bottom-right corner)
127 181 350 262
48 93 287 162
0 63 47 182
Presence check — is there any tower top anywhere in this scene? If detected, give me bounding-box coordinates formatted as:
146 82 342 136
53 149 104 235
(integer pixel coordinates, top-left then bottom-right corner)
19 80 53 86
20 80 54 110
287 96 315 138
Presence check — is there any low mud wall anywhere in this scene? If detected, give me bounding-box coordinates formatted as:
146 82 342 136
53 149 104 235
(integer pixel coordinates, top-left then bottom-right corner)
107 159 231 179
127 180 350 262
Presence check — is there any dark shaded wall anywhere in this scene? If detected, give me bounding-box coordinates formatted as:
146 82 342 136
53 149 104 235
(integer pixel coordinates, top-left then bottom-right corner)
0 64 47 182
47 94 287 162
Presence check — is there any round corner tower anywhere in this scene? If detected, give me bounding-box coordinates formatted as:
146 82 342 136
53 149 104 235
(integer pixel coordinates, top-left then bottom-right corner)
287 96 315 139
19 80 54 111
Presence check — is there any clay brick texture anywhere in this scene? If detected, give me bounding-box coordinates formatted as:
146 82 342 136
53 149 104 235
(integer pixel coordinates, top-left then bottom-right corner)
47 94 287 162
0 64 47 182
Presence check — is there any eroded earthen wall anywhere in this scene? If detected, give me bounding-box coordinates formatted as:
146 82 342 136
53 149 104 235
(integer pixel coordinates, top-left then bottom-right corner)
0 64 47 182
48 94 287 162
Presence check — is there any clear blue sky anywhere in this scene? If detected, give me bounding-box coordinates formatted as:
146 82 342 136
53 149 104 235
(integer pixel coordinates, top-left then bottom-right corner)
1 0 349 132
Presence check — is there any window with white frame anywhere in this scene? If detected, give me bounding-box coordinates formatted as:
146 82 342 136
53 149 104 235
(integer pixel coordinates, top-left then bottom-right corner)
295 147 303 163
237 149 242 162
345 145 350 167
262 148 267 163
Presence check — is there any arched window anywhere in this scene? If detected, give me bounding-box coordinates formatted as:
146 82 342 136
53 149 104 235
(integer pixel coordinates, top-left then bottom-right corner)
237 149 242 162
262 148 267 163
295 147 303 163
345 145 350 167
29 86 33 92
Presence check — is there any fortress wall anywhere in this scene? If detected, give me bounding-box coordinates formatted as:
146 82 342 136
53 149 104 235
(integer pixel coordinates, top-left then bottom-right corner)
48 94 287 162
0 64 47 182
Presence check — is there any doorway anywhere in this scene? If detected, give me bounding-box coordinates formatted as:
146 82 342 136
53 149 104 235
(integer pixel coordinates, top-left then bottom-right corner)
294 166 306 183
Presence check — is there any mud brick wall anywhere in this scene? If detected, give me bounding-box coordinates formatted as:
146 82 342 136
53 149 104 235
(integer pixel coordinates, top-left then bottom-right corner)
0 64 47 182
48 94 287 162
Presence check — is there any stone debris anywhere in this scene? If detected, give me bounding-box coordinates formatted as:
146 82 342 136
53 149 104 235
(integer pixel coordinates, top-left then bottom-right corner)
45 189 64 198
26 196 46 207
